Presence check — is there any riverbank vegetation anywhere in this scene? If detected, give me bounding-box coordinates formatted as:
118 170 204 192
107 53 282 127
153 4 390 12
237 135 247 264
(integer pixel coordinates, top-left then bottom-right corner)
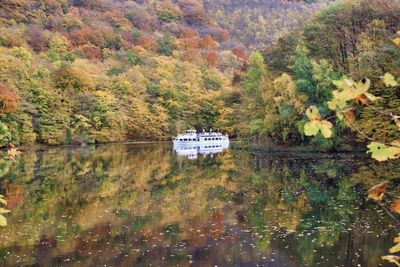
0 0 399 151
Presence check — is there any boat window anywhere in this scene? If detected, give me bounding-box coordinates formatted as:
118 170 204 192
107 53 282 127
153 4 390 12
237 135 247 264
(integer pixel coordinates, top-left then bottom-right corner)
184 139 187 141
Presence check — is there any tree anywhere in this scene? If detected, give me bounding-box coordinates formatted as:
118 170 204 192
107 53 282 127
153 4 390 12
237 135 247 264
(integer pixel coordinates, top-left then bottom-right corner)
0 84 19 115
157 33 177 56
245 51 266 96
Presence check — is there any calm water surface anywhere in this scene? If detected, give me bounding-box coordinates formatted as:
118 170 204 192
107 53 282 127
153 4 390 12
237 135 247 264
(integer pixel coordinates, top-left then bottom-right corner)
0 143 398 267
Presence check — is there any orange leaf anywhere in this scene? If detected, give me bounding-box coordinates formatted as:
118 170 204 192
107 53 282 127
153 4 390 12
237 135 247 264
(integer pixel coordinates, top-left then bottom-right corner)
391 199 400 214
355 94 369 105
367 181 389 202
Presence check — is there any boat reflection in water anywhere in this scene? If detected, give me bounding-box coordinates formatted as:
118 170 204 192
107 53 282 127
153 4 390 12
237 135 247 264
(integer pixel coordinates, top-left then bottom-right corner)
173 130 230 160
173 142 229 160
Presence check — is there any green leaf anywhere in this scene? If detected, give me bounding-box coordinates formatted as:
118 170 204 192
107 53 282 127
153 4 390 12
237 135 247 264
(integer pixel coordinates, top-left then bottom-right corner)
382 73 398 87
0 214 6 226
367 142 400 162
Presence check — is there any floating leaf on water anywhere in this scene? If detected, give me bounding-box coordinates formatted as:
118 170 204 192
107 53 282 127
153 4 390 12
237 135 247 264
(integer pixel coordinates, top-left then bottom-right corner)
382 255 400 267
367 181 389 202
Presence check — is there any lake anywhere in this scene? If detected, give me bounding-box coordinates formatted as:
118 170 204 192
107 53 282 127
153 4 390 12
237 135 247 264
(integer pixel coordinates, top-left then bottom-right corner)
0 143 398 266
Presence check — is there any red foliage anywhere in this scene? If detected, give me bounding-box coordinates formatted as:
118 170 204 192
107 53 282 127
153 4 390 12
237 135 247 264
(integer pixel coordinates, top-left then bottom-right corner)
200 35 219 50
178 37 201 49
26 25 48 52
177 0 211 26
68 27 105 48
5 184 23 210
128 9 159 32
136 35 158 52
232 47 249 62
181 48 201 63
0 84 20 113
179 27 199 38
69 28 89 47
82 45 103 60
207 27 230 43
204 50 219 67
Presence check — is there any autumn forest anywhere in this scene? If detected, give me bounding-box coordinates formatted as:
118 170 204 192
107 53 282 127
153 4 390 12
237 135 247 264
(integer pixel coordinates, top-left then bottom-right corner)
1 0 400 266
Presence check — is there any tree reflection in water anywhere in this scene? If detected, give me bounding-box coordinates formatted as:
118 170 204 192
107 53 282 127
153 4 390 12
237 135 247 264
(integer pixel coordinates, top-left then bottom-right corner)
0 143 398 266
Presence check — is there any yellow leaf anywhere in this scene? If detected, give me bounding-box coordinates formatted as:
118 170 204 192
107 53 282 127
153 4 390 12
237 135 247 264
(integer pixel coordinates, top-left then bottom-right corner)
382 73 398 87
304 120 320 136
306 106 321 121
7 147 21 161
320 120 333 138
0 208 10 214
390 240 400 254
0 215 6 227
367 181 389 202
367 142 400 162
393 37 400 46
382 255 400 267
393 116 400 129
0 196 6 205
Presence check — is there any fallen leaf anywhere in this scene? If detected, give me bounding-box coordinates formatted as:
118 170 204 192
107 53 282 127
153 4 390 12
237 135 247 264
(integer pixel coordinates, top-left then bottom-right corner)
367 181 389 202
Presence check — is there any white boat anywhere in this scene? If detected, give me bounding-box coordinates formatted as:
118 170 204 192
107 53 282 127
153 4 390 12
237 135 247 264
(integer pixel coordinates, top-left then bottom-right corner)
173 130 229 146
173 130 229 159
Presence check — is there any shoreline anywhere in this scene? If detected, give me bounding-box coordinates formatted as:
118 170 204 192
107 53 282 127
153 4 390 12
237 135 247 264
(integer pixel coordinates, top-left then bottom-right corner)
6 139 368 156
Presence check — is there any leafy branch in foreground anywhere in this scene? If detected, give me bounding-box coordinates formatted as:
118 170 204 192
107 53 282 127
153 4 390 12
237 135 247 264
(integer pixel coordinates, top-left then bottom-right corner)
303 73 400 161
302 71 399 265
